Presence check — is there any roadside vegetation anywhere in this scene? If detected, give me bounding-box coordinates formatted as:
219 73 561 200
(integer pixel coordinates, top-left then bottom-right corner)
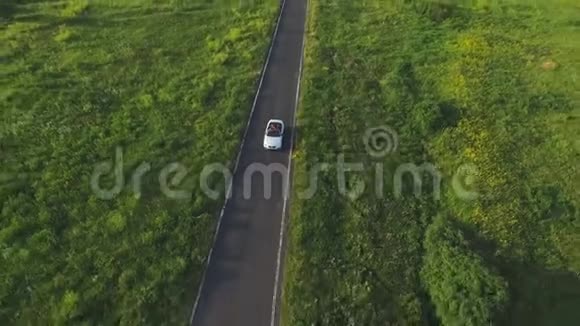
0 0 277 323
284 0 580 325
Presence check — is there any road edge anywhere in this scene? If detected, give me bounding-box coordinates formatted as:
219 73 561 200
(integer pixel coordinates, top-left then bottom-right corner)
269 0 309 325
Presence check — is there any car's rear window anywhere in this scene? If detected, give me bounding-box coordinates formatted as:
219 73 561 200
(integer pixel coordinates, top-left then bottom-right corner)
266 122 282 136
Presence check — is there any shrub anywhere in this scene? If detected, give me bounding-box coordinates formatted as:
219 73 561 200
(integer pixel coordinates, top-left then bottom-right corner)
421 214 509 326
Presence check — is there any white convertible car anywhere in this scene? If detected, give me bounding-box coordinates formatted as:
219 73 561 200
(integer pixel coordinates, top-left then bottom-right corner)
263 119 284 150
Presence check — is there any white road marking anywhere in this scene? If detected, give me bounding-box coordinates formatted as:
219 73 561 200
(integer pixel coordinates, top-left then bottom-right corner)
270 0 308 324
189 0 288 324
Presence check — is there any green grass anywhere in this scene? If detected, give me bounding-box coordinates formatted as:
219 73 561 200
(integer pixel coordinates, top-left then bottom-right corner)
0 0 277 324
284 0 580 325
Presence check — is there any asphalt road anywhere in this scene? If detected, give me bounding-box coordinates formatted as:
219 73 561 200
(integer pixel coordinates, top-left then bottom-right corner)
190 0 307 325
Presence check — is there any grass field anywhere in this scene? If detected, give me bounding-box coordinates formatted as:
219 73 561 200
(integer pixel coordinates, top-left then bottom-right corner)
284 0 580 325
0 0 277 324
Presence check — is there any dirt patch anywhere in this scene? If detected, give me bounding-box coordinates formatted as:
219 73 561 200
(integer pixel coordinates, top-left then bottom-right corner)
541 59 559 70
